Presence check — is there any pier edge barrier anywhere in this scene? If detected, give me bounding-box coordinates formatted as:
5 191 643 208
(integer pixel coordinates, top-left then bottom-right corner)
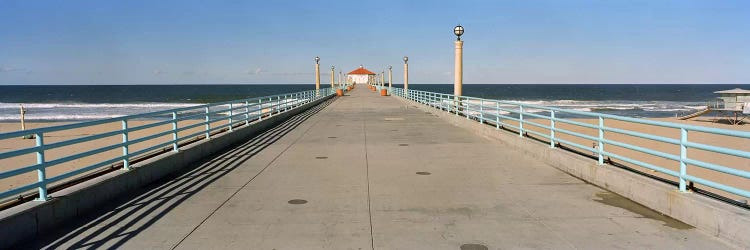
0 94 335 249
395 96 750 248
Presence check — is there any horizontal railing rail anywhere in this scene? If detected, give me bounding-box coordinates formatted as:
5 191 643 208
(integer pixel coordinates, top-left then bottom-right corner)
391 87 750 200
0 88 335 204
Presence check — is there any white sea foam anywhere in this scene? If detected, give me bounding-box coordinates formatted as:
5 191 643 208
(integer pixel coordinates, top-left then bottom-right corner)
0 99 314 122
0 114 126 121
460 99 709 117
0 102 202 121
0 98 710 122
0 102 200 109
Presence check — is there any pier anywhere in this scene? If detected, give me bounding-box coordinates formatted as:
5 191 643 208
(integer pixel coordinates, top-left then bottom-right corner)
2 86 746 249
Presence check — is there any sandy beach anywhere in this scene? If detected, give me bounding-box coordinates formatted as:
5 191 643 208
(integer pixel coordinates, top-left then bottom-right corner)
1 115 748 202
0 119 229 201
514 117 750 201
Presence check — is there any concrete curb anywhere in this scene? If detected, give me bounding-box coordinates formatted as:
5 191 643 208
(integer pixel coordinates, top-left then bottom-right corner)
0 95 335 249
398 97 750 249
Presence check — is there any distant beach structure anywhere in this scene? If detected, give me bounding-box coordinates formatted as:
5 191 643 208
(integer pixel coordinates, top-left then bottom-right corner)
715 88 750 112
679 88 750 124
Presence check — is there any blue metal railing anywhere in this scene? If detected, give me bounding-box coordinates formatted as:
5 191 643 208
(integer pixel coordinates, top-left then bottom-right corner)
0 88 335 203
391 87 750 199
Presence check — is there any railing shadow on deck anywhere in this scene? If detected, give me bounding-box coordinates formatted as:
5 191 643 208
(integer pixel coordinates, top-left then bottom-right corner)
18 97 336 249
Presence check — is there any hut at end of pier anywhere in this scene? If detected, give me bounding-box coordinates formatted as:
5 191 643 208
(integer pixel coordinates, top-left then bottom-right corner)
347 65 376 85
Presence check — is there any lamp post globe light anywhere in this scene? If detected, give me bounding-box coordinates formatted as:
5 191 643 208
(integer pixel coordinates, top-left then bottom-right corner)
314 56 321 92
381 71 384 87
454 25 464 41
388 65 393 92
403 56 409 95
454 25 463 99
330 66 335 89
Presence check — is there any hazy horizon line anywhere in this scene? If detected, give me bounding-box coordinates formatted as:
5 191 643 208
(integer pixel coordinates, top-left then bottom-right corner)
0 83 747 86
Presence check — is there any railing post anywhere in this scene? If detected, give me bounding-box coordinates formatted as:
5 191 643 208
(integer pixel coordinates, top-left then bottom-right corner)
519 105 524 137
479 99 484 123
122 119 130 170
439 94 444 111
496 102 500 129
34 132 48 201
438 94 442 111
466 98 470 120
440 94 444 110
258 99 263 121
205 106 211 140
277 96 281 114
287 94 291 112
679 128 688 192
228 103 234 132
598 116 604 165
171 112 178 152
244 100 250 126
550 110 556 148
456 95 461 116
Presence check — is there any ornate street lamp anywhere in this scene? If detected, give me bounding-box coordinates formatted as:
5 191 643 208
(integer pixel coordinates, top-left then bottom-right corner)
388 65 393 92
403 56 409 94
453 25 464 104
454 25 464 41
314 56 320 92
330 65 335 89
453 25 464 41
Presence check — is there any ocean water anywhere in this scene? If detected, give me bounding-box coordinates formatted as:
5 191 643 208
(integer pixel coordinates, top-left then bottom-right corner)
397 84 749 118
0 84 313 121
0 84 747 121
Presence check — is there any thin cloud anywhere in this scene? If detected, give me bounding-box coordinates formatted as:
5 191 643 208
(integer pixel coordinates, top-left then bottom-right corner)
0 66 31 74
247 67 265 75
0 66 17 72
271 72 315 76
153 69 166 75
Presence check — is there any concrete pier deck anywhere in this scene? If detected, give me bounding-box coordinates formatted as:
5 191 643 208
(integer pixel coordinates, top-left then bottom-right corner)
22 87 734 249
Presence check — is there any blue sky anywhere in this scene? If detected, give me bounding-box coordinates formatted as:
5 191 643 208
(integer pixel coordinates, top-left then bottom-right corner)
0 0 748 85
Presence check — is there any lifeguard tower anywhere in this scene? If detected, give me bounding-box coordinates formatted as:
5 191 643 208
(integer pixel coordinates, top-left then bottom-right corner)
714 88 750 124
678 88 750 125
